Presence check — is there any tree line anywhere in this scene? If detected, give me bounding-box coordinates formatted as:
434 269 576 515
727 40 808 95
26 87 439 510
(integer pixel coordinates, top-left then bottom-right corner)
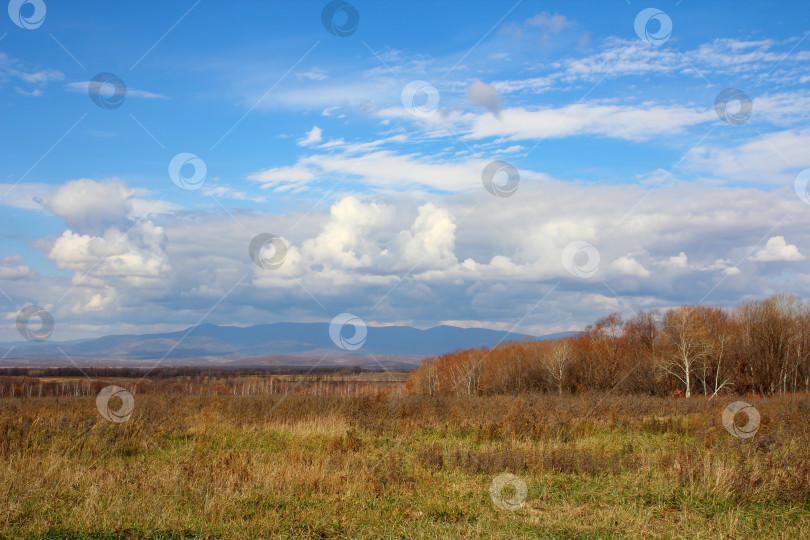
0 366 374 379
407 294 810 397
0 372 405 399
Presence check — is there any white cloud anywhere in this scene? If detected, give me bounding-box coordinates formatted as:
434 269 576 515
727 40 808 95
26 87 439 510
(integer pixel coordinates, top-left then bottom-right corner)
247 164 317 189
0 54 65 94
38 178 135 234
376 100 714 143
394 203 457 270
249 150 493 193
18 69 64 85
300 196 391 270
611 256 651 278
467 103 712 142
1 180 176 221
749 236 806 262
685 128 810 185
500 12 583 50
3 179 176 321
14 87 43 97
65 81 167 99
296 67 327 81
492 76 555 94
46 223 170 281
228 33 810 124
753 91 810 126
707 259 740 276
555 38 810 85
668 252 688 268
0 255 37 280
298 125 323 147
201 186 266 203
0 182 57 210
526 13 574 34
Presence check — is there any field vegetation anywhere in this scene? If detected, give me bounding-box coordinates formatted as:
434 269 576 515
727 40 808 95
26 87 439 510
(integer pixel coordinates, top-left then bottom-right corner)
0 391 808 538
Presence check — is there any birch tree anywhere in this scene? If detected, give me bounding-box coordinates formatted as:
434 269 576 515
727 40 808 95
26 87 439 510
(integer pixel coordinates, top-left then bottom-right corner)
660 306 709 398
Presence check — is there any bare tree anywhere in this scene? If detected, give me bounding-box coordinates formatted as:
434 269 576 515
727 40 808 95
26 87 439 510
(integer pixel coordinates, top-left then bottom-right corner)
426 361 441 396
446 353 482 396
707 332 733 398
688 306 734 398
660 306 710 398
545 340 572 395
734 294 801 395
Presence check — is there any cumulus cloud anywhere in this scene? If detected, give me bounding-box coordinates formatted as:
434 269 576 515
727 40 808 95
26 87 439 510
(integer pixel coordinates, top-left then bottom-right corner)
300 196 391 269
611 256 651 278
46 223 170 280
668 252 688 268
394 203 457 270
749 236 806 262
706 259 741 276
38 179 135 234
4 179 175 321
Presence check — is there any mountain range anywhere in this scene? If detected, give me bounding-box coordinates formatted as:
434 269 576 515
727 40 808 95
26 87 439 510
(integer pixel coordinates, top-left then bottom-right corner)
0 323 575 370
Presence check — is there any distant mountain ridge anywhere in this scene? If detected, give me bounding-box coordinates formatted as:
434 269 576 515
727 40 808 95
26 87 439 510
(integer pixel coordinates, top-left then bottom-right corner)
0 322 576 369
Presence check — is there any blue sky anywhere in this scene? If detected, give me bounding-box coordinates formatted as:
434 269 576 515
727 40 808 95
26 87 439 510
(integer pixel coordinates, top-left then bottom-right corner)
2 0 810 341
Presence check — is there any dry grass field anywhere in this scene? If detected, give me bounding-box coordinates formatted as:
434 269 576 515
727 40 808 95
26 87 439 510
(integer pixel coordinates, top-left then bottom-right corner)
0 389 808 539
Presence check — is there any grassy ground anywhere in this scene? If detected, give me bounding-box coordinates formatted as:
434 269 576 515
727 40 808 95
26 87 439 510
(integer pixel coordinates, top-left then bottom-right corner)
0 392 808 538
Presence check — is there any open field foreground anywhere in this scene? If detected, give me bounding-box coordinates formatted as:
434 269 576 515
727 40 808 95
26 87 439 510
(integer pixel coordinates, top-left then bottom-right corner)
0 393 808 539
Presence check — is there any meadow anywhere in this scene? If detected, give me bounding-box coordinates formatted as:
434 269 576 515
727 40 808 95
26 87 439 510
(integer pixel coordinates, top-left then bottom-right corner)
0 387 808 539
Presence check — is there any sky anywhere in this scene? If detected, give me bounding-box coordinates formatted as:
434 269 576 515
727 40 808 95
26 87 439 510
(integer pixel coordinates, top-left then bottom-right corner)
2 0 810 341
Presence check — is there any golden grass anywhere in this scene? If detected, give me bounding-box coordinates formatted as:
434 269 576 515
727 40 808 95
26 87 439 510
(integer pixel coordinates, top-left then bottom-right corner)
0 392 808 538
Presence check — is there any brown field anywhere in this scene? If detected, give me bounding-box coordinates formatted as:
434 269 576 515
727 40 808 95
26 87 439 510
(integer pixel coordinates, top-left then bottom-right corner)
0 381 808 539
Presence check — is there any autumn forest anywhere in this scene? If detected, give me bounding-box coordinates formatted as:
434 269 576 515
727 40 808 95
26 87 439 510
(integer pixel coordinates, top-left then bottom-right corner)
408 294 810 398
